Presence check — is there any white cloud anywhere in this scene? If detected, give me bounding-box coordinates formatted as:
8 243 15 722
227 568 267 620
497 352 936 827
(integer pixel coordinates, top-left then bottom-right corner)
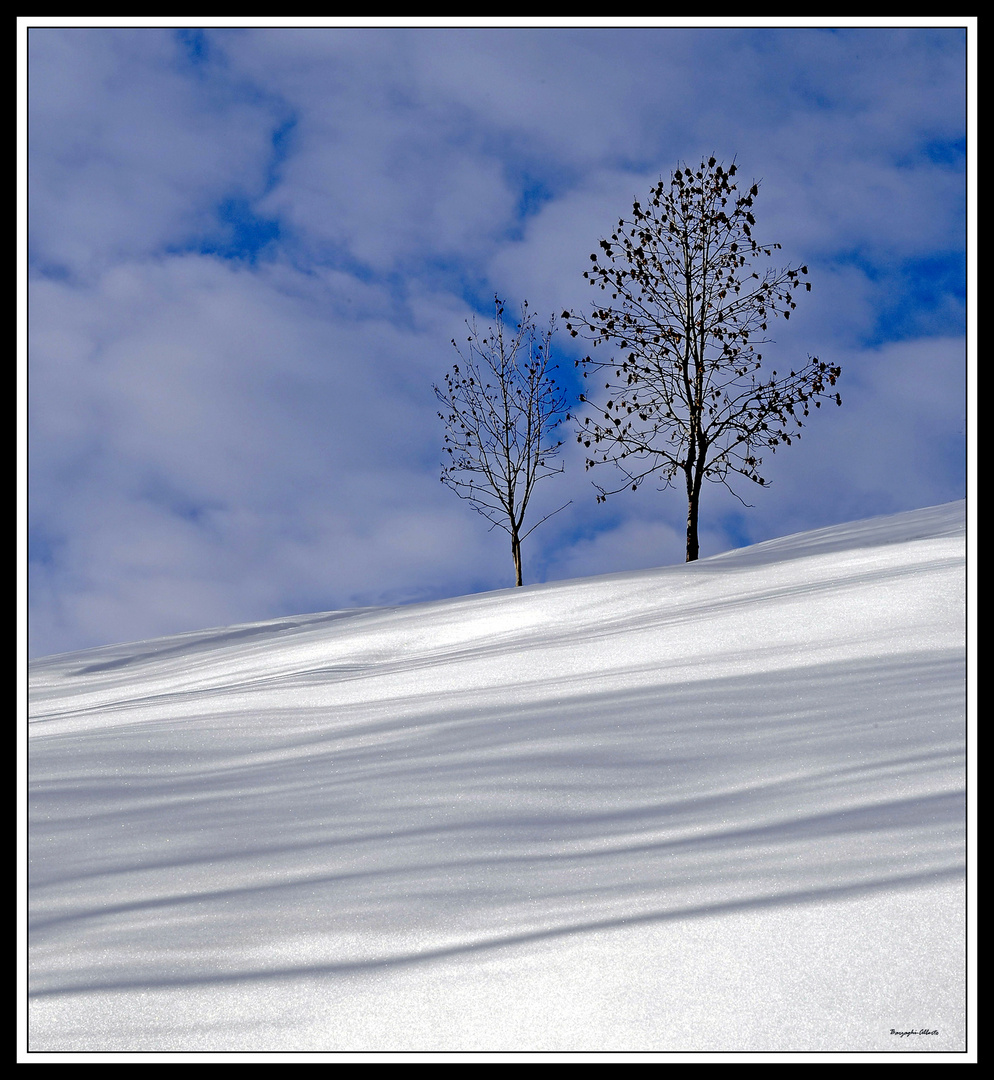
28 28 283 277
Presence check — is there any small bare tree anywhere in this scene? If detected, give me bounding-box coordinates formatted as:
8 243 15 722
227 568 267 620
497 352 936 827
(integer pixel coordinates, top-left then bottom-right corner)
566 156 842 561
435 296 571 586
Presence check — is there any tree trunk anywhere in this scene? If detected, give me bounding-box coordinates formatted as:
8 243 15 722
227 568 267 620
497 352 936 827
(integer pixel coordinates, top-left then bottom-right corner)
685 460 705 562
684 435 707 562
512 533 523 586
685 492 700 562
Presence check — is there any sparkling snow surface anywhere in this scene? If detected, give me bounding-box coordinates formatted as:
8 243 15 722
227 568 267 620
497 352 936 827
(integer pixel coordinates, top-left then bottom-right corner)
27 502 967 1054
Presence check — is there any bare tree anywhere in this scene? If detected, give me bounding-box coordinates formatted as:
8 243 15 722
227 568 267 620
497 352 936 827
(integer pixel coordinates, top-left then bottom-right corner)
566 156 842 561
435 296 571 586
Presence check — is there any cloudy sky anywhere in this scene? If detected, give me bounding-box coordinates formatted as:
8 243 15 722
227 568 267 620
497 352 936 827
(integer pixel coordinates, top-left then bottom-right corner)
22 21 972 659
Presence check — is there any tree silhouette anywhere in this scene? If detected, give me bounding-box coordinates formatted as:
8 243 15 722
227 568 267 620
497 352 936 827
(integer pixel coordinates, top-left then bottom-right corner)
566 156 842 561
435 297 571 586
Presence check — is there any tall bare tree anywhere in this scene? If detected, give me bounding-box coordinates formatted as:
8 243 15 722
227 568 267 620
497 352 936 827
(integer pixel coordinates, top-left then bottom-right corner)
435 296 570 586
566 156 842 561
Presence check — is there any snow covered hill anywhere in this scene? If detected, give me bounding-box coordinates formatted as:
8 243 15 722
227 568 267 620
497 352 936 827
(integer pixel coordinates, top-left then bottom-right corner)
27 502 969 1055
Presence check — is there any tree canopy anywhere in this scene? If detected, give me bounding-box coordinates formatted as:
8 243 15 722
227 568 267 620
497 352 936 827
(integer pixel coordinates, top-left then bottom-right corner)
566 156 841 560
435 297 571 586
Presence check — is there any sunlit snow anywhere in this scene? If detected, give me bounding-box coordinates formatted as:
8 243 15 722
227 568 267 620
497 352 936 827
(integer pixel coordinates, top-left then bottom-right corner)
27 502 967 1053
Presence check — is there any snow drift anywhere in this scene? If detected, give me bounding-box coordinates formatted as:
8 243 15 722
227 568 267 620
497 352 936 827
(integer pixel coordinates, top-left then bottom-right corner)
27 501 967 1054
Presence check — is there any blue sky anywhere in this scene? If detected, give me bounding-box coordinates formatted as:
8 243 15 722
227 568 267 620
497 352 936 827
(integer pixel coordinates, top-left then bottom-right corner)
21 21 973 658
